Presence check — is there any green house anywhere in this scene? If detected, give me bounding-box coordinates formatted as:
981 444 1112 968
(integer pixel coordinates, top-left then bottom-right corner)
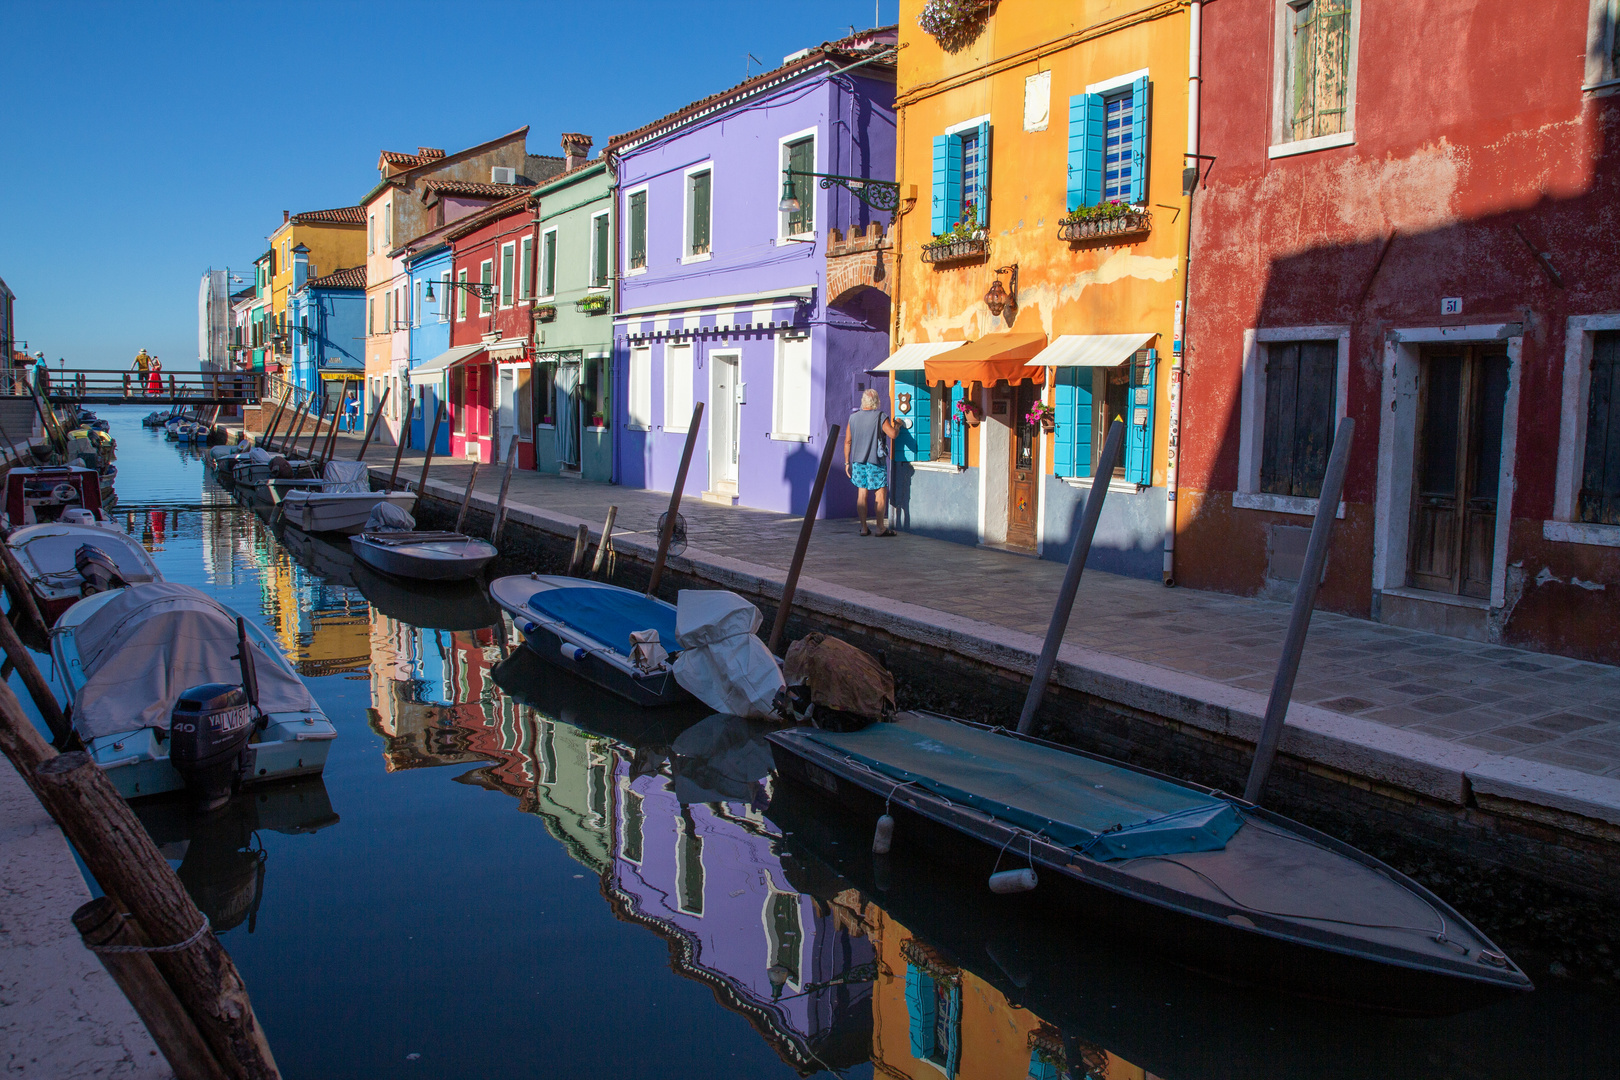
531 141 614 481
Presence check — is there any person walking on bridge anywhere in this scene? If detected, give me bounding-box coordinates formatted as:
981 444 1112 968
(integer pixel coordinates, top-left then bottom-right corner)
132 348 151 394
844 387 898 537
146 355 163 396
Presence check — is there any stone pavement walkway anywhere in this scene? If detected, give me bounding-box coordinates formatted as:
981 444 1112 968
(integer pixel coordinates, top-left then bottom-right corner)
0 755 169 1078
308 432 1620 779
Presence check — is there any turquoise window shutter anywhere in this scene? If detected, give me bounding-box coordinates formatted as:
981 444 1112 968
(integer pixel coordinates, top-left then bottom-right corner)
950 384 967 467
896 370 930 462
944 135 964 229
1027 1050 1060 1080
943 985 962 1078
904 965 937 1060
1125 348 1158 485
974 121 991 227
1129 76 1151 204
931 136 949 235
1053 368 1092 478
1067 94 1105 210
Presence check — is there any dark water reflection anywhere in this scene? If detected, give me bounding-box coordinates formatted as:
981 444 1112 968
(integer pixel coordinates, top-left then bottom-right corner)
26 408 1616 1079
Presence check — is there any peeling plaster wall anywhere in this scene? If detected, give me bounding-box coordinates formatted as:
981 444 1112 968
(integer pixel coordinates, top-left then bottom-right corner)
1178 0 1620 663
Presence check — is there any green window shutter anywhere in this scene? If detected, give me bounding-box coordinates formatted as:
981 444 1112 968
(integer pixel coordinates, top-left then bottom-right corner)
1053 367 1092 478
1124 348 1157 485
1129 77 1151 204
500 245 514 305
594 216 609 288
973 121 991 227
931 135 949 234
1581 331 1620 524
895 370 930 461
691 172 711 254
542 233 557 294
950 384 967 467
1067 94 1105 210
629 192 647 268
904 966 937 1060
788 138 814 235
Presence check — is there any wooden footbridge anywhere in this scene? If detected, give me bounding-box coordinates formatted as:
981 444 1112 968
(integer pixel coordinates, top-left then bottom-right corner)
22 369 266 406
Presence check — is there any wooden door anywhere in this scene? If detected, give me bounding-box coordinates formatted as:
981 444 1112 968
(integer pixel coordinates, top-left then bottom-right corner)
1408 346 1509 598
1007 381 1039 550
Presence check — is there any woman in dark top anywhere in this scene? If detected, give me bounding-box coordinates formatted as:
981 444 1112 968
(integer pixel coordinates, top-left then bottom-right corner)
844 388 898 536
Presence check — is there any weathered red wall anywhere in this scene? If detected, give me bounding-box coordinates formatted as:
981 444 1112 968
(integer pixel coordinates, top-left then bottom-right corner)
1178 0 1620 661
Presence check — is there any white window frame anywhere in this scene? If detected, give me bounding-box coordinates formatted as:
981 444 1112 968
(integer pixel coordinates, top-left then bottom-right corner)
682 162 714 265
367 214 375 253
479 259 494 315
499 241 516 309
588 211 611 291
772 332 813 441
538 228 558 299
456 269 468 321
1587 0 1620 92
1268 0 1361 159
384 201 393 246
1548 314 1620 547
519 236 534 301
438 271 451 323
627 345 653 430
665 342 694 434
623 184 649 277
1235 325 1351 518
776 127 818 244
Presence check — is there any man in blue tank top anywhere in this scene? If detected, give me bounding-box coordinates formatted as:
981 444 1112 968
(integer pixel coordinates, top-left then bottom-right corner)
844 388 897 536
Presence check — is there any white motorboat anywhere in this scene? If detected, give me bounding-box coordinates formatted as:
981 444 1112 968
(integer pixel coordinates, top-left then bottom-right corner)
274 460 415 535
7 519 162 622
52 582 337 807
350 531 498 581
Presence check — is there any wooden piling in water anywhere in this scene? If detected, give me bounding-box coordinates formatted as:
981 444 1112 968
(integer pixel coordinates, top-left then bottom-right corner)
455 462 480 533
1016 420 1125 735
412 404 445 493
490 435 519 545
280 400 310 455
73 897 228 1080
0 610 69 742
767 424 840 656
303 405 327 460
1244 417 1355 806
566 524 590 577
259 396 289 449
319 382 348 463
590 506 618 578
355 387 389 462
0 541 49 638
647 402 703 597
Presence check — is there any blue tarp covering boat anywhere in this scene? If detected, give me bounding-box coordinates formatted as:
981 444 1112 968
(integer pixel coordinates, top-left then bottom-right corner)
526 585 681 659
797 713 1241 861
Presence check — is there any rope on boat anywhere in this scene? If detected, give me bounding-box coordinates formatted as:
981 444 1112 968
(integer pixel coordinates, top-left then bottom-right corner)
87 913 211 954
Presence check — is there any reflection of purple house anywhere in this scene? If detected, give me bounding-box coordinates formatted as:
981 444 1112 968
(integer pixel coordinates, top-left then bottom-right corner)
607 28 897 516
607 762 874 1072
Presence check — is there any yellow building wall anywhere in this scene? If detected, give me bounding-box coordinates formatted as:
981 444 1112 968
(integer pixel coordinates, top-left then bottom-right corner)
892 0 1189 484
267 219 366 323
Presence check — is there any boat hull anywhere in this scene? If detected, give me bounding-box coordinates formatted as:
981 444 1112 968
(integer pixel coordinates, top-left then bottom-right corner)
767 719 1531 1015
349 533 498 582
281 490 416 535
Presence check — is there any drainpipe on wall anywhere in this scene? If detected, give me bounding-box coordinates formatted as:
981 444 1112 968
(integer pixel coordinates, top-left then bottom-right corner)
1163 0 1201 587
607 149 622 486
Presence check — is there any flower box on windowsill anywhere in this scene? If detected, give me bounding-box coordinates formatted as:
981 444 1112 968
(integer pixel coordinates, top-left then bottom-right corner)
1058 209 1152 243
576 295 611 316
533 304 557 322
920 233 990 265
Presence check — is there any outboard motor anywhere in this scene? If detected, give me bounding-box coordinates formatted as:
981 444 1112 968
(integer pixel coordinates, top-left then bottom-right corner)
168 684 255 812
74 543 125 595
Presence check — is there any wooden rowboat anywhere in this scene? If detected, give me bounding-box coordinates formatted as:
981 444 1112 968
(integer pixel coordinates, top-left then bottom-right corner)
349 531 497 582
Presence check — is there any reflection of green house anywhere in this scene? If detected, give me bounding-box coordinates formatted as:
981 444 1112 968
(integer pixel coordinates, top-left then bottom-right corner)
521 717 614 874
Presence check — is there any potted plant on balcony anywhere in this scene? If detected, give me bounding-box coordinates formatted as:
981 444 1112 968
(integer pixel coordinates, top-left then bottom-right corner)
1058 200 1151 241
917 0 994 53
1026 400 1056 433
922 202 990 265
955 396 983 427
533 303 557 322
577 293 611 315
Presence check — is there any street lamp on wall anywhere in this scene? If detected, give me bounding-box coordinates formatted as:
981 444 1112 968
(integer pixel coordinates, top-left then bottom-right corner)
984 264 1018 318
779 169 901 213
423 279 496 303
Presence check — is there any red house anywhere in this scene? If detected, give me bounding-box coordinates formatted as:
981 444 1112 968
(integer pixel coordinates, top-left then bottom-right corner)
444 191 540 468
1174 0 1620 664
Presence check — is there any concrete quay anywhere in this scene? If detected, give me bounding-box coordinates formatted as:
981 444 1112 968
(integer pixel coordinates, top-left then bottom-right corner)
0 755 169 1078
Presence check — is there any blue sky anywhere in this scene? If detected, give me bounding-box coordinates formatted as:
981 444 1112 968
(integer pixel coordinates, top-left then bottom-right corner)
0 0 895 371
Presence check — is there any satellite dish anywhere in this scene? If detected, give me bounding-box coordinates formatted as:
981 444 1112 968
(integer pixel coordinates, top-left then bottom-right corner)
657 511 688 558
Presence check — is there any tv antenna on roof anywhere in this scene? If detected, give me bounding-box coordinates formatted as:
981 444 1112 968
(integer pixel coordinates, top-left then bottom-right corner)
746 53 762 76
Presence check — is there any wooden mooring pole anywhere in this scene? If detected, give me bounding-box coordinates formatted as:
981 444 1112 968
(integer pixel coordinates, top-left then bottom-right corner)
1243 416 1355 806
319 381 349 462
589 506 619 578
258 397 288 451
767 424 840 656
0 541 50 638
303 405 327 460
566 524 590 577
647 402 703 597
412 403 445 494
280 400 310 455
0 610 69 742
1016 420 1125 735
490 434 520 545
355 386 389 462
455 462 480 533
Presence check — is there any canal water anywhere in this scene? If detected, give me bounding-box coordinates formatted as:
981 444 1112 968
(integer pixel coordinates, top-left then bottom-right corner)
16 406 1619 1079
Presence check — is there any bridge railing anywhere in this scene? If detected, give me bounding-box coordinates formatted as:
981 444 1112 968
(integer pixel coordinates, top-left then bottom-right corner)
16 369 268 403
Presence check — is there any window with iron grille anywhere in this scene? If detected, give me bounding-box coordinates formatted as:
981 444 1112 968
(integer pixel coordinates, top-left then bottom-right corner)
958 129 982 219
628 190 647 269
688 169 712 256
1285 0 1353 142
785 137 814 237
1261 340 1338 498
1580 331 1620 525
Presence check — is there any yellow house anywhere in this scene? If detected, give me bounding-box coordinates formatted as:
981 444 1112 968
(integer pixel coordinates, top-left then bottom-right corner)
264 206 366 377
887 0 1191 581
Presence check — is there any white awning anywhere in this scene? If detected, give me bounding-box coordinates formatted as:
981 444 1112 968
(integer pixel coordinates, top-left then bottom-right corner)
487 339 527 360
872 341 965 372
410 343 485 384
1027 333 1156 368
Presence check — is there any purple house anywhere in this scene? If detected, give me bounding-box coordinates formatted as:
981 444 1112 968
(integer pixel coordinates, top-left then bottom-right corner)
607 28 897 516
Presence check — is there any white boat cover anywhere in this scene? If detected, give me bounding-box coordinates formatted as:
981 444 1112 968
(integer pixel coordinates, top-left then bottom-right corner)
249 447 275 464
72 582 315 740
320 460 371 494
671 591 785 719
14 526 157 585
366 501 416 532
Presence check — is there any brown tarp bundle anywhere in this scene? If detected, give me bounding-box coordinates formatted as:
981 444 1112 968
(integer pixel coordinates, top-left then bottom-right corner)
783 633 895 722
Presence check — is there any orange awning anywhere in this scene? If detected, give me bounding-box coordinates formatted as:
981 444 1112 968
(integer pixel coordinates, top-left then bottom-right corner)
924 333 1048 387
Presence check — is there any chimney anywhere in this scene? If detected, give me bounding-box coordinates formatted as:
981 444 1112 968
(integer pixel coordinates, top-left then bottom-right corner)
561 133 593 171
283 210 290 224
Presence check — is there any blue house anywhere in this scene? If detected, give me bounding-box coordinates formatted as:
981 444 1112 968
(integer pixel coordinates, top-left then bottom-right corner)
402 235 454 454
287 247 365 410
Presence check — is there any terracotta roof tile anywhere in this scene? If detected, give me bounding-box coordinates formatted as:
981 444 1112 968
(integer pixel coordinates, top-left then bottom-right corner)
306 266 366 289
289 205 366 225
421 179 537 198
